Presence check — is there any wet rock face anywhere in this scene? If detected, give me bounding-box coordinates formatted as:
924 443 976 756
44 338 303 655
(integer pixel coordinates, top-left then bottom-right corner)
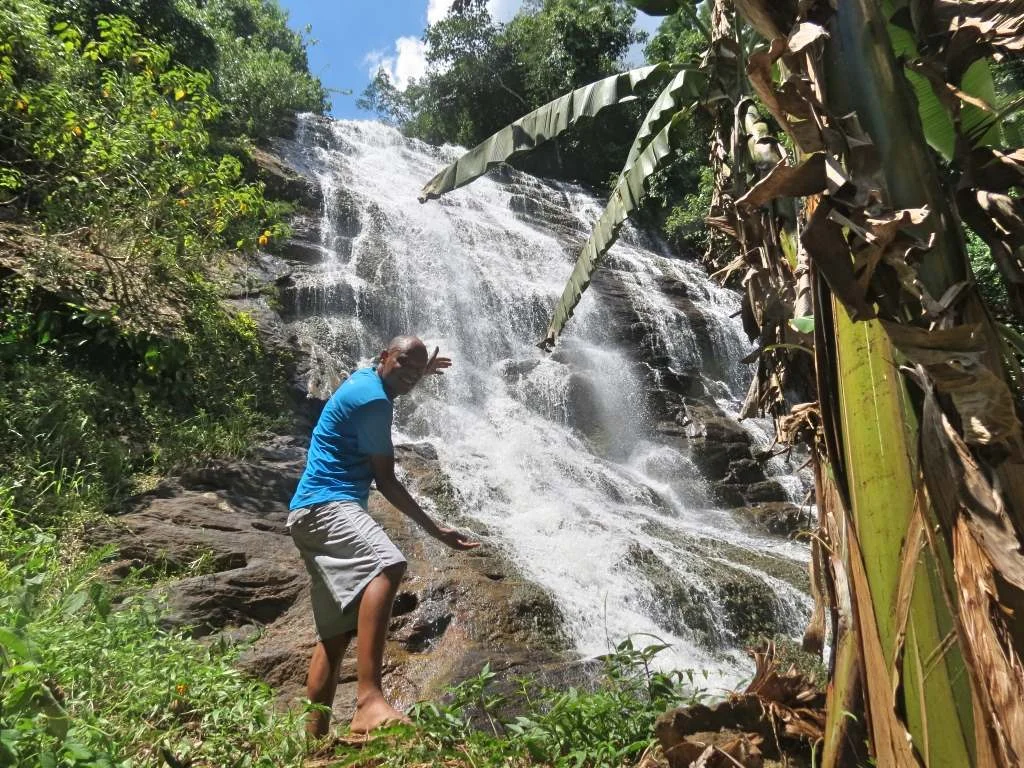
97 435 568 721
620 537 808 650
247 147 322 210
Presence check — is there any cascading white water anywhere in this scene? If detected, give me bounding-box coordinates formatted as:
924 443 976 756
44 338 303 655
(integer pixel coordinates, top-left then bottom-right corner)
277 116 812 687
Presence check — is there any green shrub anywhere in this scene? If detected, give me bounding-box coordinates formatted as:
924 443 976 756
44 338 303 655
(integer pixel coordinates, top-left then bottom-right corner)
339 638 709 768
0 510 308 767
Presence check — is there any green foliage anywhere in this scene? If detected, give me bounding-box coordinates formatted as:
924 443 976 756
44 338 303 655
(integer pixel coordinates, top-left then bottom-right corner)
0 6 287 255
0 510 307 767
966 225 1023 334
643 4 706 65
360 0 647 190
340 638 708 768
638 7 715 256
184 0 328 138
0 274 286 527
0 1 311 764
0 0 295 529
47 0 328 139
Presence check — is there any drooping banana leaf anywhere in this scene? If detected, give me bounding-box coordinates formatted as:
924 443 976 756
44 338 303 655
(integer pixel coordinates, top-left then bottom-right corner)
618 67 706 183
418 64 676 202
541 111 692 348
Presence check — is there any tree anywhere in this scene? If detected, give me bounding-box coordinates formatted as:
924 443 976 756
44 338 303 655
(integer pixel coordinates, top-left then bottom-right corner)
417 0 1024 764
359 0 647 190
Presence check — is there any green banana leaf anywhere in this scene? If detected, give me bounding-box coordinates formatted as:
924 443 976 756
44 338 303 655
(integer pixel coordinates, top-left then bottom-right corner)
418 64 675 202
619 67 706 183
541 111 691 348
884 2 1001 161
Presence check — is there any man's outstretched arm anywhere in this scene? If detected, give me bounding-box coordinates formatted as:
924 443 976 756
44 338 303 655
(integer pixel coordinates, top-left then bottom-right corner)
369 454 479 551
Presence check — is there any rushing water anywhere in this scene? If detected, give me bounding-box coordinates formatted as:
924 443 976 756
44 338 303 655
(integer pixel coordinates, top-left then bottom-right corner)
275 117 812 686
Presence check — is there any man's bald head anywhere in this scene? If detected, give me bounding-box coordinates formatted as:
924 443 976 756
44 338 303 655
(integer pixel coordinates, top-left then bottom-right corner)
386 335 426 356
377 335 429 396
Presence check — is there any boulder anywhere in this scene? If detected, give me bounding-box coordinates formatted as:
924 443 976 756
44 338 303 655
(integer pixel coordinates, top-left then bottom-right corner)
97 435 569 723
248 146 322 210
734 503 814 539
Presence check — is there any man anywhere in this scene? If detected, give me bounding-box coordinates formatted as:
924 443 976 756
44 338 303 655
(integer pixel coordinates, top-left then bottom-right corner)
287 335 479 738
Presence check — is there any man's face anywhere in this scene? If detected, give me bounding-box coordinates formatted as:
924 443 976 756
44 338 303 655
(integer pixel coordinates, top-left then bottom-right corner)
379 343 429 396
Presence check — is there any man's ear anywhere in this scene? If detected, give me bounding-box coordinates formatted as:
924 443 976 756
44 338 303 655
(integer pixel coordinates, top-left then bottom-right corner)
378 349 390 365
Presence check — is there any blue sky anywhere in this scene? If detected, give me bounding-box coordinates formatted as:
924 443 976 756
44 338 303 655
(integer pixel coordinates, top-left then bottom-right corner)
277 0 662 120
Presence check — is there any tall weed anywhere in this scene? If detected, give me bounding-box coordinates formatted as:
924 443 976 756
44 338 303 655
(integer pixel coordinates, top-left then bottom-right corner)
0 504 307 767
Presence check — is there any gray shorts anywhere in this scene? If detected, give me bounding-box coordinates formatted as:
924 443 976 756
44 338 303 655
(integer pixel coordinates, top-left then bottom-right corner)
287 500 407 640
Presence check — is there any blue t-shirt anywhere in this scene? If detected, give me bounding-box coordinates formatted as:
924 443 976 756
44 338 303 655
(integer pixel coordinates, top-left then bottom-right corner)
290 368 394 510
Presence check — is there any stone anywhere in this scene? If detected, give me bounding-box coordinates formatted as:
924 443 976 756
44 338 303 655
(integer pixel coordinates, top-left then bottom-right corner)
734 503 814 539
97 436 569 723
248 147 322 209
682 402 751 444
742 481 790 504
723 458 766 485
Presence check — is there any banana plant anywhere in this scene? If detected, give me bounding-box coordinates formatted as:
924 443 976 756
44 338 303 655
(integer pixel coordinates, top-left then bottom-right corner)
420 1 1024 764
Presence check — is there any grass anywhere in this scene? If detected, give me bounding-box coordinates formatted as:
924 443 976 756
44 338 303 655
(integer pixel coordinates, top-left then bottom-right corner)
318 640 708 768
1 499 712 768
0 505 310 768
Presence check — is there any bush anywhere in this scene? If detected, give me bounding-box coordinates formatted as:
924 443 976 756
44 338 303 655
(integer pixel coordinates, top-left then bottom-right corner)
0 509 307 767
340 638 709 768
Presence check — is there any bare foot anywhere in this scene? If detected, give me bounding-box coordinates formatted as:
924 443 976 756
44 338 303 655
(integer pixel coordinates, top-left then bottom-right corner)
348 694 410 734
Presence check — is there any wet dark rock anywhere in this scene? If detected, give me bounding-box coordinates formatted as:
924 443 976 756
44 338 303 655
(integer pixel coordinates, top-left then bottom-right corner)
620 535 804 650
681 402 751 444
723 458 766 485
735 502 814 539
656 367 703 397
687 440 751 479
717 570 784 643
283 212 320 243
333 187 362 238
499 358 542 382
248 146 322 209
620 543 719 649
743 480 791 504
565 372 601 437
277 278 356 319
710 483 748 508
275 239 331 265
508 192 583 240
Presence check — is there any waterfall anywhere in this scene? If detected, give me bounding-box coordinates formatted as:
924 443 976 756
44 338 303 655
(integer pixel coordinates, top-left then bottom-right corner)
271 116 813 687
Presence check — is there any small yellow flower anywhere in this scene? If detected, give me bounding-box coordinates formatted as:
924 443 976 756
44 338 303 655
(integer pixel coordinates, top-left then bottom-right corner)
177 198 189 207
175 683 187 696
15 98 26 111
71 125 82 137
258 234 269 246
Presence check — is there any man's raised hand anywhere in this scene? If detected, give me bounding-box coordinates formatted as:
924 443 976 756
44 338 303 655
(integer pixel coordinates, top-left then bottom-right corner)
424 346 452 376
435 526 480 551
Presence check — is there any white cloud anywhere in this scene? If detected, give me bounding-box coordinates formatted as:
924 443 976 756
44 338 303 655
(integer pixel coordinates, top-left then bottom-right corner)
427 0 456 24
364 36 429 91
391 36 429 89
487 0 522 22
366 0 526 92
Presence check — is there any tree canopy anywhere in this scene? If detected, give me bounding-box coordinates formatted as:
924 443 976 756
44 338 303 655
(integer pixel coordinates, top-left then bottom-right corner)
359 0 648 189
